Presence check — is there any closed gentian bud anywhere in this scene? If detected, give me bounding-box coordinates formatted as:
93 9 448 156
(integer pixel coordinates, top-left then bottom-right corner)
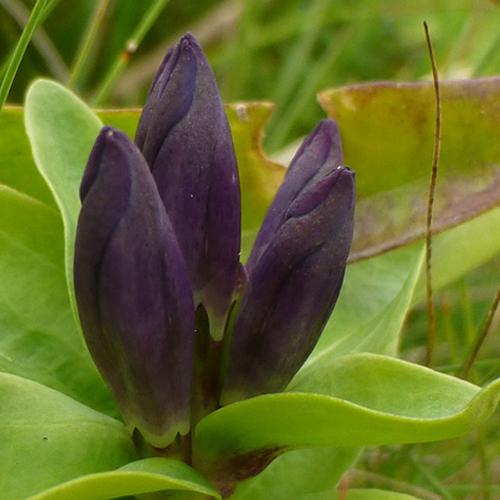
135 33 240 341
74 126 195 448
220 119 355 405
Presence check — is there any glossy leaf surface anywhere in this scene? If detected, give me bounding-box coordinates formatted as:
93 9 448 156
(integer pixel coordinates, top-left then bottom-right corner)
0 184 114 416
0 108 54 206
0 373 136 500
195 354 500 488
27 458 220 500
25 79 103 317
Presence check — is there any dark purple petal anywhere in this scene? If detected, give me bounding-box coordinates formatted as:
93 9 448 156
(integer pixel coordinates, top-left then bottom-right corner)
246 119 343 274
220 121 355 404
135 33 240 341
74 126 195 448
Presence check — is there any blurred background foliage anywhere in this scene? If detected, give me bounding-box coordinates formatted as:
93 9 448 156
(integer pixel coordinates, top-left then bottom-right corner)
3 0 500 498
3 0 500 151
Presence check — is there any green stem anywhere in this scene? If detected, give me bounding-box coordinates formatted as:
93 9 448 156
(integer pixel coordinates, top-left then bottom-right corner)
0 0 48 110
410 452 456 500
477 427 491 500
67 0 112 90
1 0 68 81
92 0 170 106
462 279 500 379
190 305 223 431
473 28 500 78
266 29 347 152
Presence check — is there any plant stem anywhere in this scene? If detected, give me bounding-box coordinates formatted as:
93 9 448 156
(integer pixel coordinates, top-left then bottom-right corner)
410 453 457 500
267 28 348 152
1 0 68 81
462 280 500 379
423 21 441 367
0 0 48 111
190 305 223 432
67 0 112 91
477 427 491 500
92 0 170 106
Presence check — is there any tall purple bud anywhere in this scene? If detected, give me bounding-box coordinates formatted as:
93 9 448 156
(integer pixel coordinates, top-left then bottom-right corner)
136 33 241 341
220 119 355 405
74 126 195 448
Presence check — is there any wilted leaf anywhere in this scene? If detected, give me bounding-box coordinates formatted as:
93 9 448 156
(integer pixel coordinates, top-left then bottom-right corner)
319 77 500 261
225 103 286 259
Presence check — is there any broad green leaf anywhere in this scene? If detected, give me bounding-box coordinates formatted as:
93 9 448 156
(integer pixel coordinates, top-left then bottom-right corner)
0 372 136 500
0 184 115 416
319 77 500 262
300 243 425 369
194 354 500 490
230 447 360 500
28 458 220 500
24 79 103 320
412 205 500 304
0 107 55 206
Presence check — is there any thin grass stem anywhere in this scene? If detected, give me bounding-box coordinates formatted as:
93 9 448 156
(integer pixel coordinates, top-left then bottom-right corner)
67 0 112 90
410 453 456 500
0 0 48 111
473 28 500 78
346 469 441 500
1 0 68 81
462 280 500 379
423 21 441 367
271 0 328 109
460 278 475 344
92 0 170 106
477 427 491 500
267 29 349 152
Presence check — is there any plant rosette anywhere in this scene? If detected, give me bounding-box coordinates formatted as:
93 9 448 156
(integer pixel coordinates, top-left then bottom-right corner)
1 33 500 500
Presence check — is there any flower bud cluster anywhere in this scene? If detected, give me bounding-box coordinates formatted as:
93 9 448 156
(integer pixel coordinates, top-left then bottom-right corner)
74 33 355 449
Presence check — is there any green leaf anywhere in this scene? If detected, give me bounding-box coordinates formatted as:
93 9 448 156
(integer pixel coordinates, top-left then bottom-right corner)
0 107 55 206
301 242 425 368
230 447 360 500
27 458 221 500
0 372 136 500
194 354 500 490
412 205 500 304
0 184 115 416
319 78 500 262
24 79 103 321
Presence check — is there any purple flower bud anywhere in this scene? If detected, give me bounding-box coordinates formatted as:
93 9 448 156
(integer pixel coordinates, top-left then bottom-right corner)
136 33 240 341
220 119 355 405
74 126 195 448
